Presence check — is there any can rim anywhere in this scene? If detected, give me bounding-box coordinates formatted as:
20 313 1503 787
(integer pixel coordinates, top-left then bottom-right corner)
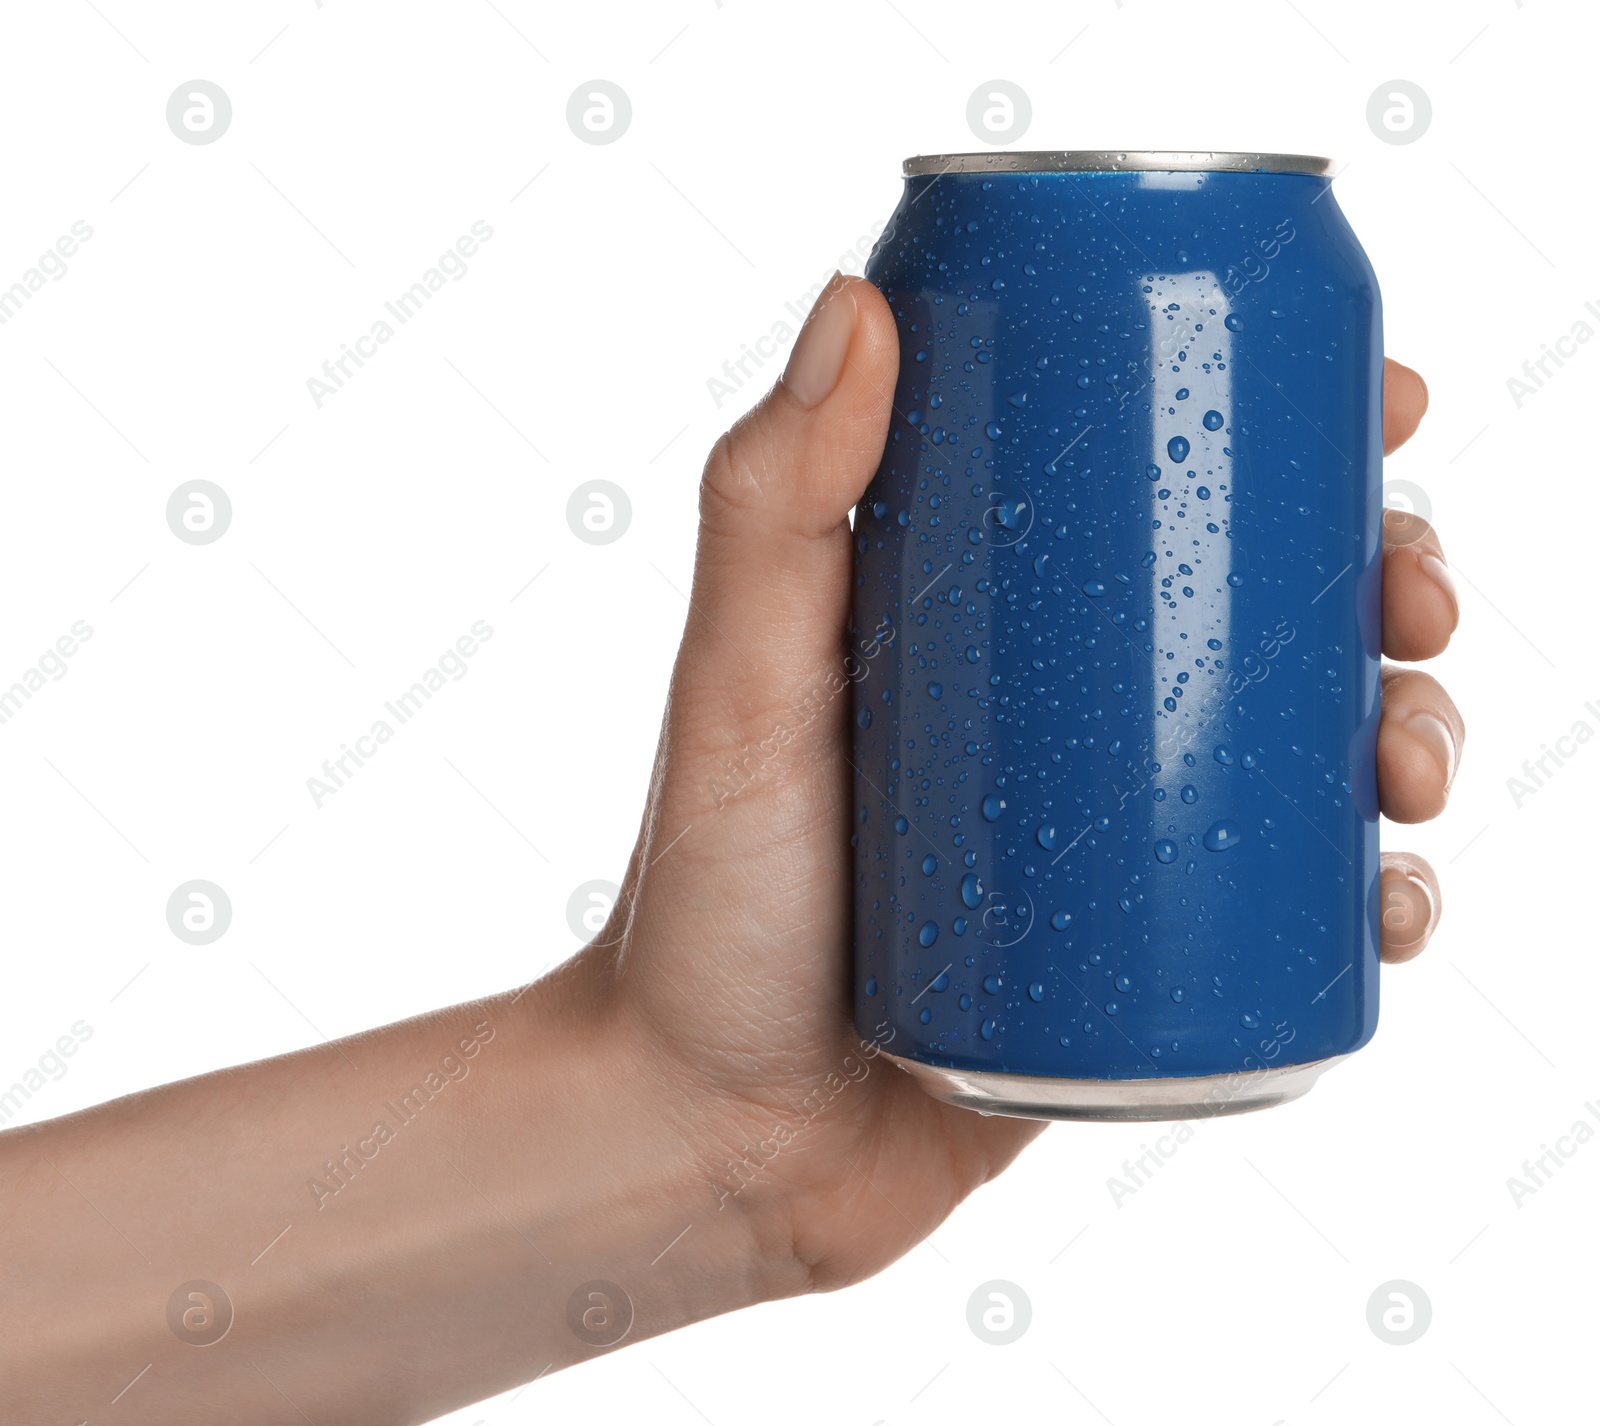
903 151 1337 177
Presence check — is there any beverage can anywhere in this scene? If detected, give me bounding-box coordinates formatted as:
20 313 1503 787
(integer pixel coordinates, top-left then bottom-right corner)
851 151 1383 1120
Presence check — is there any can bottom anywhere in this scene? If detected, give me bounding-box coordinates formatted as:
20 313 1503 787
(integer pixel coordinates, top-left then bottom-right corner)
884 1050 1348 1123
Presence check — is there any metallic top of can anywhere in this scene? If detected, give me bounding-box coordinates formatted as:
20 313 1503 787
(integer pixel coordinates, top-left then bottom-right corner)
903 151 1336 177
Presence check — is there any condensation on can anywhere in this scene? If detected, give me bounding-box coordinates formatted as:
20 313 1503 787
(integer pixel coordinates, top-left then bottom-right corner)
850 152 1383 1121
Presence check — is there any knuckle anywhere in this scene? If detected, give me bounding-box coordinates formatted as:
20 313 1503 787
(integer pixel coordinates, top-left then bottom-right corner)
700 421 776 529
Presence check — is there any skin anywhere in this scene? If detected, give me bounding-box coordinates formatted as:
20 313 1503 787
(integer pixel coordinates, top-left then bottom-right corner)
0 280 1461 1422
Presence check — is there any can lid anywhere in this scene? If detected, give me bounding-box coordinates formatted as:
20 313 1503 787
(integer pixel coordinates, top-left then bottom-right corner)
903 151 1337 177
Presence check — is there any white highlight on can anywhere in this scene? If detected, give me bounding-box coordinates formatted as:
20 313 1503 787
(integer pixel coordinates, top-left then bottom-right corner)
1142 271 1234 760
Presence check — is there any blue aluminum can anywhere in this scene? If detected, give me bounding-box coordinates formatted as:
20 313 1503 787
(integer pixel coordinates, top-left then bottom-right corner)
851 152 1382 1120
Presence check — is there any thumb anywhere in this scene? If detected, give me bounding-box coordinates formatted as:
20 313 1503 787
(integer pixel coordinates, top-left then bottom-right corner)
666 272 898 778
697 270 897 591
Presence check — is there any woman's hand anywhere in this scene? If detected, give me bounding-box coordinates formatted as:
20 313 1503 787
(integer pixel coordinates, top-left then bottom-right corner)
0 275 1461 1426
581 274 1463 1294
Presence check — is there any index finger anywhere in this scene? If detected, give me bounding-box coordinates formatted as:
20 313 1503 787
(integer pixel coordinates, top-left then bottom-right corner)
1383 358 1429 455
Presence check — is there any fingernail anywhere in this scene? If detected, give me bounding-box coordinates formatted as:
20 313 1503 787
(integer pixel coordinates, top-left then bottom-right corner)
1418 552 1459 623
783 273 856 409
1405 708 1458 792
1381 872 1434 953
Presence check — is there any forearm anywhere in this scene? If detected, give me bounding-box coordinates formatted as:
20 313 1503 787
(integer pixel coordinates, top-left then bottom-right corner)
0 958 792 1424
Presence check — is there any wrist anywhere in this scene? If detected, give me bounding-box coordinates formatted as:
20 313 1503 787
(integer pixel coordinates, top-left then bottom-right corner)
493 953 809 1350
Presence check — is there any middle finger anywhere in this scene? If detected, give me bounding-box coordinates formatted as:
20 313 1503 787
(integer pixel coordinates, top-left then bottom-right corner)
1382 510 1460 662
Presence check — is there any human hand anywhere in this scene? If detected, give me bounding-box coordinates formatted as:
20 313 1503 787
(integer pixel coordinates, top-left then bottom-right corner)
0 274 1465 1425
575 273 1464 1294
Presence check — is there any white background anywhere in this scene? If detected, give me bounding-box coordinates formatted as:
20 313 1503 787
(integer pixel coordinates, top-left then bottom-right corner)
0 1 1587 1422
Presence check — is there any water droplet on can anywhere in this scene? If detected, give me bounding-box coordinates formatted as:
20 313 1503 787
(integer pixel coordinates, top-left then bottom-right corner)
1203 820 1242 852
